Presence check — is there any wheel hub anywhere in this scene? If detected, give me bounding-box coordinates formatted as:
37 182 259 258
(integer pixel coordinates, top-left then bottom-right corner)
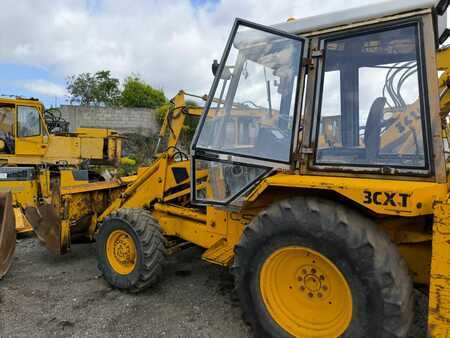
298 265 329 298
106 230 137 275
113 236 133 263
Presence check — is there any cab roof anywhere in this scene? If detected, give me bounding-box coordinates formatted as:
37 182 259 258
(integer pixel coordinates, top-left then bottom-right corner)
0 96 43 107
272 0 440 35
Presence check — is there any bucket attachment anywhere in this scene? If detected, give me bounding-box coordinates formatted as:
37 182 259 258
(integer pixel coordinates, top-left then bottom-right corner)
0 192 16 279
25 204 69 255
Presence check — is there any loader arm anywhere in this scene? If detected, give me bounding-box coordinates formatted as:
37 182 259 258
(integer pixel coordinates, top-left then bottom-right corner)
97 91 204 223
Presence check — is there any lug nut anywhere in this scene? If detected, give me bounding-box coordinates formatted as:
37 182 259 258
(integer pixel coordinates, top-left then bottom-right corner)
322 285 328 291
308 292 314 298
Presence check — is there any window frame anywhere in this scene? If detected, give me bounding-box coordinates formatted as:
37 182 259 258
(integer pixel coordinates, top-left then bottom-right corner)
308 17 433 177
190 18 308 205
192 154 272 205
17 105 42 138
191 18 307 167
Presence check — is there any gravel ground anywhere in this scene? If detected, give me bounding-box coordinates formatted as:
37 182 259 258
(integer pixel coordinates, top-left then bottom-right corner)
0 236 427 337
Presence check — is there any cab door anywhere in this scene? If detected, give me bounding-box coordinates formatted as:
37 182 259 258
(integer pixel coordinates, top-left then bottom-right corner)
191 19 307 205
15 105 47 156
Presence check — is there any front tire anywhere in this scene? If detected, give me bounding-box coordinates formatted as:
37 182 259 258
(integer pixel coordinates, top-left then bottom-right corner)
232 196 413 337
97 208 165 293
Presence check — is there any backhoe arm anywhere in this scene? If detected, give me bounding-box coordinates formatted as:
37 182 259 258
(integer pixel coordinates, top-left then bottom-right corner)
155 90 203 157
97 90 204 223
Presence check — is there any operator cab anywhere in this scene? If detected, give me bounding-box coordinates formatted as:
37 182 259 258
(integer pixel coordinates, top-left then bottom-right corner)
191 0 448 205
0 98 45 155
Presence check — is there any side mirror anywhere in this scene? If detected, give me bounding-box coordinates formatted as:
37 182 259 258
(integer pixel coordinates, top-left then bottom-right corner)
212 59 233 80
211 59 219 76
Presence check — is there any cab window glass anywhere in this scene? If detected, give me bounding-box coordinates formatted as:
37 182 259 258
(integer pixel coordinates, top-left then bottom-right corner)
316 24 426 168
0 104 15 153
18 106 40 137
0 105 14 136
196 26 304 163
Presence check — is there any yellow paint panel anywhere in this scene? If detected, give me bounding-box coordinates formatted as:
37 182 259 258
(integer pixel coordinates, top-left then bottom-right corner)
153 212 220 249
15 135 46 156
80 138 103 159
76 128 112 137
0 180 38 208
45 136 81 159
248 174 447 216
429 200 450 336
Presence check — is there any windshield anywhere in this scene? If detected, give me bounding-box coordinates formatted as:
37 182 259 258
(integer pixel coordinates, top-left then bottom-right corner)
18 106 40 137
195 24 304 163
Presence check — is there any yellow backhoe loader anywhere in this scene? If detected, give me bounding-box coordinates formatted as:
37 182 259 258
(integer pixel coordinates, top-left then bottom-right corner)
4 0 450 336
0 96 122 233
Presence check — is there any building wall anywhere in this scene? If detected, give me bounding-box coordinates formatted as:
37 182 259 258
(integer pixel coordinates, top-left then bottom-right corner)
59 105 159 136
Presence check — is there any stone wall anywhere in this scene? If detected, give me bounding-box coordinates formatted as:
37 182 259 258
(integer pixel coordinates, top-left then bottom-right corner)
59 105 159 136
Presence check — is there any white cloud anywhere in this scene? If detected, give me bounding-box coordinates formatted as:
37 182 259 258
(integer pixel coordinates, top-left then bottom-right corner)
0 0 378 99
23 79 67 97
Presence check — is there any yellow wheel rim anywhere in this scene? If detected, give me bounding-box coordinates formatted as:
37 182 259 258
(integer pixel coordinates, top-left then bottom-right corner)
260 246 352 337
106 229 137 275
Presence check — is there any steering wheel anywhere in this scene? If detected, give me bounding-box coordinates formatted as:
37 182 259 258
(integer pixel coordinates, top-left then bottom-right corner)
364 97 387 162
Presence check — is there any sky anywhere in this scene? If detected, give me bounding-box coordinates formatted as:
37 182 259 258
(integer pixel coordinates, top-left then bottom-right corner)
0 0 425 107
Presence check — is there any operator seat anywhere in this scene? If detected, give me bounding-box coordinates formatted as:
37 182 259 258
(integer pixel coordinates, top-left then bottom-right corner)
364 97 387 163
253 126 289 162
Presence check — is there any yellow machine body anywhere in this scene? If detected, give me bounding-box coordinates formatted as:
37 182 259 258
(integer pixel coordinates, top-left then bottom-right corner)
0 97 122 166
4 2 450 337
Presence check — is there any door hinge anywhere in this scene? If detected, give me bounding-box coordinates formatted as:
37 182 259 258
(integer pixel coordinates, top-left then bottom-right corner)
293 147 314 162
302 49 323 70
301 57 313 67
300 147 314 154
311 49 324 58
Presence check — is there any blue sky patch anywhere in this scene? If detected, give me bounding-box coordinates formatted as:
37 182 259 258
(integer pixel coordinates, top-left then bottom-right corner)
0 64 66 107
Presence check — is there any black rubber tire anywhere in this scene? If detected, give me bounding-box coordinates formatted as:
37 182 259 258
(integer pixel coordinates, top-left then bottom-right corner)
232 196 413 338
97 208 165 293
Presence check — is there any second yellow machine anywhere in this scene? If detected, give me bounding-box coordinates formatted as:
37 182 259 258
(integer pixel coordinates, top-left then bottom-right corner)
0 96 122 233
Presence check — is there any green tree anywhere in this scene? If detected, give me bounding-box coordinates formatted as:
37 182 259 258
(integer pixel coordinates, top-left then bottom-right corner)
66 70 120 106
120 76 167 109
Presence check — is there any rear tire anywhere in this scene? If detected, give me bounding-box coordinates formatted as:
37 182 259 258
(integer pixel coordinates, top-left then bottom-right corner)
97 208 165 293
232 196 413 338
